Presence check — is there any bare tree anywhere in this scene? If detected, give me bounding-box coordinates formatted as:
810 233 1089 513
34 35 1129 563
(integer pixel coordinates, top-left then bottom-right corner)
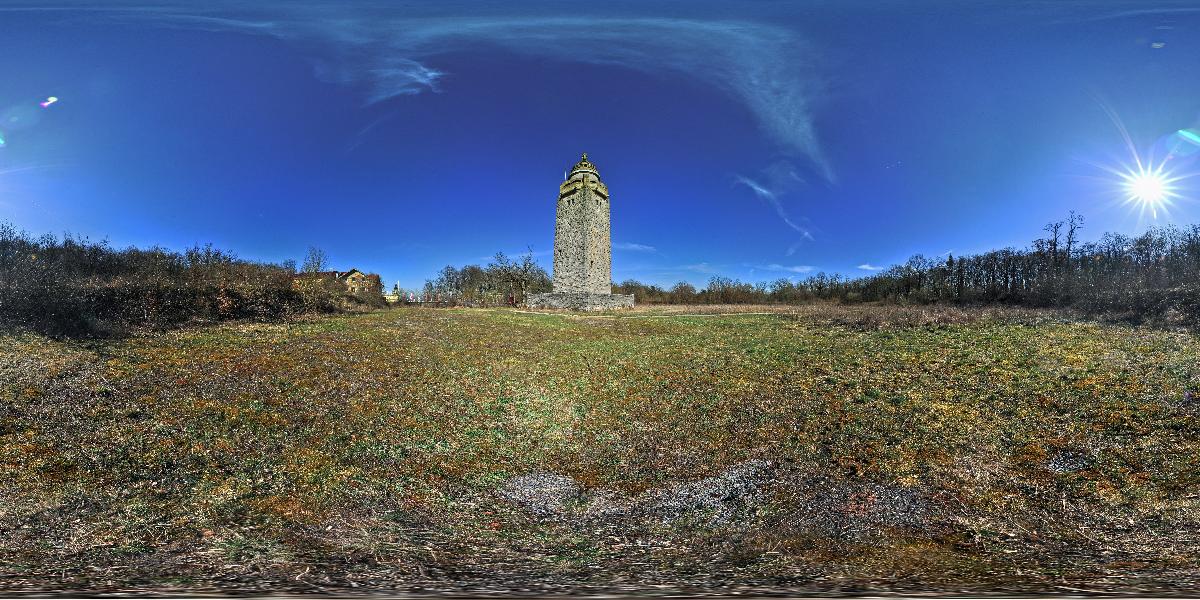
301 246 328 273
513 247 550 301
1044 220 1064 269
1066 210 1084 262
669 281 698 304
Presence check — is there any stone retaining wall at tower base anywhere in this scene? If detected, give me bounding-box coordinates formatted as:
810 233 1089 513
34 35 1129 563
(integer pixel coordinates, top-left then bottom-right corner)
526 292 635 311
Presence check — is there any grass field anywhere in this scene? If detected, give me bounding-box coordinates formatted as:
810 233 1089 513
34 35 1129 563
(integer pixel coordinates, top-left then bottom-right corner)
2 305 1198 593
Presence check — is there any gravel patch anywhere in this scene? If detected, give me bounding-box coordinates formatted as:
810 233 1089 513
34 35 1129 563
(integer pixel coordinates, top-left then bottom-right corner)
581 489 635 519
1047 450 1094 474
779 476 937 540
500 459 778 527
639 459 775 525
497 460 939 540
497 472 582 517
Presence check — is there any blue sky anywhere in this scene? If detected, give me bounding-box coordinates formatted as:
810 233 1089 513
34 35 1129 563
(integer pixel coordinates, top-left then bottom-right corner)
2 1 1199 289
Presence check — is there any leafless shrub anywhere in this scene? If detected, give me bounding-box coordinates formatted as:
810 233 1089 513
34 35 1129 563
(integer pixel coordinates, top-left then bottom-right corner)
0 223 336 337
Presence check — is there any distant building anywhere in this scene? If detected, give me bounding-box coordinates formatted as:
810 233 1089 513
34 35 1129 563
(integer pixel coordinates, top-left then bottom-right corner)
383 283 404 303
339 269 381 294
527 153 634 311
293 269 382 295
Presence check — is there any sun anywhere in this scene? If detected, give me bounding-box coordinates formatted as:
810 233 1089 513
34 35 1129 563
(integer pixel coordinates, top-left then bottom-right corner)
1117 164 1180 219
1123 167 1169 204
1090 101 1195 221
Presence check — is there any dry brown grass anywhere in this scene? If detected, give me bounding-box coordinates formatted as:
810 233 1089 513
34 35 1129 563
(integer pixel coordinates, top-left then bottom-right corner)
1 305 1197 593
535 301 1072 329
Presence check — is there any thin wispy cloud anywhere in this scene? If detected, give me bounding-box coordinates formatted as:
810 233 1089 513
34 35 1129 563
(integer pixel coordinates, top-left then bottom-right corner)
614 242 657 252
345 111 398 153
759 263 814 274
735 175 775 200
682 262 716 274
111 5 831 179
1074 7 1200 22
734 172 814 240
857 263 884 271
475 248 552 262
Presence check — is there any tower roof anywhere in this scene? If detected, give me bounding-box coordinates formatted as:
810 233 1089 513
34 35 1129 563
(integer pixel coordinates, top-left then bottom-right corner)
569 152 599 177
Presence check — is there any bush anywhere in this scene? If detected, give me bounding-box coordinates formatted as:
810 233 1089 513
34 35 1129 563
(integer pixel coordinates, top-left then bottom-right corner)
0 224 336 337
1159 284 1200 327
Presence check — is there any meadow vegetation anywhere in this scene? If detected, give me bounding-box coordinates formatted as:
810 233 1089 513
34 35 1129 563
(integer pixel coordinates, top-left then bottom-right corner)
2 304 1197 593
603 217 1200 328
418 216 1200 328
0 224 382 337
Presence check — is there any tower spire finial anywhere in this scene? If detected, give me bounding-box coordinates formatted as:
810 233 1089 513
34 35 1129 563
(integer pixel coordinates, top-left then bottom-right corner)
569 152 598 177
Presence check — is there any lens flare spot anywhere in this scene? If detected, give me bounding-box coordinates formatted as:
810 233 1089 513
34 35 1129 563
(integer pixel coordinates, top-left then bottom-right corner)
1177 128 1200 152
1151 128 1200 162
39 96 58 108
2 105 41 130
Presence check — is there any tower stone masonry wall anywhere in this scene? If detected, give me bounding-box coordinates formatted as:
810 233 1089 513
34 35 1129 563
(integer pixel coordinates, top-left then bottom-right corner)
530 153 633 311
552 165 610 293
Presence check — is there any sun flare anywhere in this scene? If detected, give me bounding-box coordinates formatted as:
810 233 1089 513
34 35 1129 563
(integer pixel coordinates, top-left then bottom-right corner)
1116 163 1182 219
1123 167 1169 204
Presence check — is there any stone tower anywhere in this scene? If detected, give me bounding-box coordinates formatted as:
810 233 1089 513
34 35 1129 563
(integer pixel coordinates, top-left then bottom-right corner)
553 153 611 294
527 153 634 311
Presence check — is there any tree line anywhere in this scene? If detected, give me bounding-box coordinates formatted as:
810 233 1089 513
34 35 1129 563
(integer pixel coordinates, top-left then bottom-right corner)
608 214 1200 324
420 250 551 305
0 224 381 337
